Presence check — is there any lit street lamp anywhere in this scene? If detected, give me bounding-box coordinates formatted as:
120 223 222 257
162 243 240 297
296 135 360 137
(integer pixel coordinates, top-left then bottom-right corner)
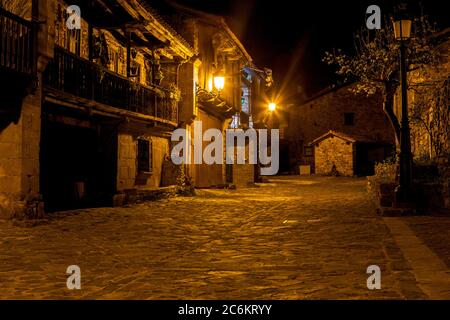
393 14 413 206
213 75 225 92
265 102 277 129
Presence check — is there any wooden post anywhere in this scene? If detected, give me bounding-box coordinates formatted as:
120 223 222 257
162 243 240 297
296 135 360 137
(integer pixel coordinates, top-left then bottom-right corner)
126 30 131 78
31 0 38 74
88 1 93 61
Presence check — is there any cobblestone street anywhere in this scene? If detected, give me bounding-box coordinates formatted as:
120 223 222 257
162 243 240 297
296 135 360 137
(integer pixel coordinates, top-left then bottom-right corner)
0 176 442 299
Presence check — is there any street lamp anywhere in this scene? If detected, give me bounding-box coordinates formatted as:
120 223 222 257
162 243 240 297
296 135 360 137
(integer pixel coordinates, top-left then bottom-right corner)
392 15 413 206
213 76 225 91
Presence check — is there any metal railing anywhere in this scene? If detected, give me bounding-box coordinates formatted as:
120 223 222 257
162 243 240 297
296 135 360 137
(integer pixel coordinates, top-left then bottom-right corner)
0 7 35 74
44 46 178 123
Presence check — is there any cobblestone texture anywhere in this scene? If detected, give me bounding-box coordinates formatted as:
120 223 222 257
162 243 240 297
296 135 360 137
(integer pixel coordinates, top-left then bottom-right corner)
0 176 427 299
403 216 450 268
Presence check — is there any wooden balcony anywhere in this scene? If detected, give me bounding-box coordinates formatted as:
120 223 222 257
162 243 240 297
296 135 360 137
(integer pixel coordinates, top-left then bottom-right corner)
43 46 178 124
0 7 35 75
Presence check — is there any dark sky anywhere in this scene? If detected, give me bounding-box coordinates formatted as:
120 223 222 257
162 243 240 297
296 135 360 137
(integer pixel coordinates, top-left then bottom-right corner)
174 0 449 101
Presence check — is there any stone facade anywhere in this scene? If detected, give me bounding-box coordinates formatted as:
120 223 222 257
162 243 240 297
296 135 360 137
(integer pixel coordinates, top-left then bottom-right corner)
0 93 43 219
314 136 355 176
233 164 255 188
288 83 396 173
0 0 271 219
1 0 196 216
0 0 53 219
170 5 268 188
403 30 450 162
117 133 170 191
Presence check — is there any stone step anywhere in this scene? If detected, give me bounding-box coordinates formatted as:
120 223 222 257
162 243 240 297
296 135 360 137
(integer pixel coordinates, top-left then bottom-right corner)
113 186 178 206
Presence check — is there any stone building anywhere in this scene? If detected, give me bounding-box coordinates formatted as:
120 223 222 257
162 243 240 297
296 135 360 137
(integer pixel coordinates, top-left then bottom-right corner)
0 0 274 218
288 83 396 176
157 3 273 188
0 0 195 215
310 131 392 176
0 0 53 218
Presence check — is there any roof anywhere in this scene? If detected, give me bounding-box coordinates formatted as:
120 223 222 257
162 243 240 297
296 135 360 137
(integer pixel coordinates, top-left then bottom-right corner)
134 0 195 56
309 130 378 146
164 1 253 66
296 82 357 106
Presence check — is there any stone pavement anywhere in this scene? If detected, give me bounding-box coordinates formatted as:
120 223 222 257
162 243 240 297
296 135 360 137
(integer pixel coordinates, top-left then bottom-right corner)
384 217 450 299
0 176 442 299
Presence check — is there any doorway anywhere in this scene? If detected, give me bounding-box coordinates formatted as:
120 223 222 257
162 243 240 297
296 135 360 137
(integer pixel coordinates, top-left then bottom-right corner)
40 114 118 212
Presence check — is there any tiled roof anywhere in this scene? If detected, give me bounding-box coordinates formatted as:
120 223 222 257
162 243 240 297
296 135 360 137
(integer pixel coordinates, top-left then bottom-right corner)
309 130 377 145
137 0 194 53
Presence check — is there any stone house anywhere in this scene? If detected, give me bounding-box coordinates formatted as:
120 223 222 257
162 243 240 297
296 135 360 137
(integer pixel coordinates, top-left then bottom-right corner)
288 83 396 176
158 3 273 188
0 0 195 215
310 131 393 176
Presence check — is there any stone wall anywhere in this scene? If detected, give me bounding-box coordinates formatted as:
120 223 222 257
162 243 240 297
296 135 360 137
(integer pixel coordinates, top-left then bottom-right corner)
0 0 54 219
0 87 43 219
289 84 395 168
232 163 255 188
194 110 225 188
406 36 450 161
314 137 355 176
117 133 169 191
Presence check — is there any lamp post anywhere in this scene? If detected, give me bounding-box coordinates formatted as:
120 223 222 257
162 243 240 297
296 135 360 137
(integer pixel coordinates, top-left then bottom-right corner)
393 16 413 205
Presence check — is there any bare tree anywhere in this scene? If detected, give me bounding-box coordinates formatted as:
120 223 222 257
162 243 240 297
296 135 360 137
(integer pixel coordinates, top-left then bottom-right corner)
410 76 450 160
323 13 440 144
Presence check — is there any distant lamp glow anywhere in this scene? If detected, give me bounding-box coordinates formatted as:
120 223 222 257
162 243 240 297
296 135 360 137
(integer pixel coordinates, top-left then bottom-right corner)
214 76 225 91
393 19 412 41
208 78 213 92
268 102 276 111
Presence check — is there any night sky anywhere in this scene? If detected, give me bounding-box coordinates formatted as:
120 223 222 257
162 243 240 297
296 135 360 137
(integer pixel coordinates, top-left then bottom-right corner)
173 0 449 102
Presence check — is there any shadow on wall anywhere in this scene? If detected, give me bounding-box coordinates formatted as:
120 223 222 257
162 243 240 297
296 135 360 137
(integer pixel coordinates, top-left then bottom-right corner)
0 94 23 131
0 71 35 132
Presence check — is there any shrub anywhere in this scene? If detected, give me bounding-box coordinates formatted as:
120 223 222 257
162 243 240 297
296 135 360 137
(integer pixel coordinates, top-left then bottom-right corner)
367 159 397 197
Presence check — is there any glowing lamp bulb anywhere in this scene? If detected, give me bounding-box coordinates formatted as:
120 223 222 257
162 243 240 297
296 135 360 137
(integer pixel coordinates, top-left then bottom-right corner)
268 102 276 111
214 76 225 91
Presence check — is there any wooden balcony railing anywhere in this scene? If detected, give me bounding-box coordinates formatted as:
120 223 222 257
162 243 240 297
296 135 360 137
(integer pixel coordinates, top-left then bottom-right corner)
0 7 35 75
43 46 178 123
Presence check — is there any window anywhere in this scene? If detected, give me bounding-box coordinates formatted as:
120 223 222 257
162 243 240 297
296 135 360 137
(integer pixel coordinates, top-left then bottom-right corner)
344 113 355 126
137 139 152 173
304 146 313 157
